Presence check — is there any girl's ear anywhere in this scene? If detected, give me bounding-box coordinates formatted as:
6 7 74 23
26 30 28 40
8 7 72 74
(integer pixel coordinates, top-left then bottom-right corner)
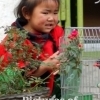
22 6 30 20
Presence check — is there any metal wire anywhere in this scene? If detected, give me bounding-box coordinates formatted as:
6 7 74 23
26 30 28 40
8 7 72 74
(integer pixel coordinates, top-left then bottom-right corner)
61 27 100 100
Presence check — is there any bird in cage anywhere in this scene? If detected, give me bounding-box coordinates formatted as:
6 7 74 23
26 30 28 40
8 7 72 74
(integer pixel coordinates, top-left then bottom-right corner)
94 59 100 69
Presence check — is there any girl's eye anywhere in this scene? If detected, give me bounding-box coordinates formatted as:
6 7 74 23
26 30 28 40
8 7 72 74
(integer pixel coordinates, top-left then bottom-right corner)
54 12 58 14
42 12 48 14
54 11 59 14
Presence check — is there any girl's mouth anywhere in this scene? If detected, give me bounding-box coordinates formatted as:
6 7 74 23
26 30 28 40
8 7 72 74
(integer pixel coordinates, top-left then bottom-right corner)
45 24 54 28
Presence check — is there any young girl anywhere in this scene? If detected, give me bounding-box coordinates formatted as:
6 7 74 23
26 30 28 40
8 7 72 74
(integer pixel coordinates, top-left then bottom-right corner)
0 0 64 98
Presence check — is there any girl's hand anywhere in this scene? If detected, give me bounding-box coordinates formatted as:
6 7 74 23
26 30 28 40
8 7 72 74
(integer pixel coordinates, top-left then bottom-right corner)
24 51 62 77
42 51 61 75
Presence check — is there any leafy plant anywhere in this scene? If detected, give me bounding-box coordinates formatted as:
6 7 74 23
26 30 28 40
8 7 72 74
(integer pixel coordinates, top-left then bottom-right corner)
59 29 83 99
0 26 83 98
59 29 83 76
0 26 44 96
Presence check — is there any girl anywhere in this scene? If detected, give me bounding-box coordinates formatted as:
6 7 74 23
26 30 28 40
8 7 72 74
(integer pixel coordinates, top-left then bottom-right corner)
0 0 64 98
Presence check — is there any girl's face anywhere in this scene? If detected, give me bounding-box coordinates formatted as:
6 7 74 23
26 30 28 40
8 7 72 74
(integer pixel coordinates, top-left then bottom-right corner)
24 0 59 34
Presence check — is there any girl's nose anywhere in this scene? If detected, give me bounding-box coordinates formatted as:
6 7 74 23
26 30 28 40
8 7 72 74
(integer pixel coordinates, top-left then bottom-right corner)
48 16 54 21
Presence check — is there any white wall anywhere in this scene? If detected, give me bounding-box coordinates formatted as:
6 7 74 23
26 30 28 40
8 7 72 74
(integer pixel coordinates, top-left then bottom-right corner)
0 0 20 41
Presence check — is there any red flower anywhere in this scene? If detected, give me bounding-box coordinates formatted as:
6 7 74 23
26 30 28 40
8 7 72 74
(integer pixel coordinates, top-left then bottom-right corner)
68 34 75 40
94 60 100 68
68 30 78 40
17 60 26 68
71 30 78 37
78 44 83 49
0 45 6 56
94 63 100 67
0 44 12 68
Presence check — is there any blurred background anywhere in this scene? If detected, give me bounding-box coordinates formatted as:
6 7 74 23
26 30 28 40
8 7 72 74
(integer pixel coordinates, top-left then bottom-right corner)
0 0 100 41
59 0 100 27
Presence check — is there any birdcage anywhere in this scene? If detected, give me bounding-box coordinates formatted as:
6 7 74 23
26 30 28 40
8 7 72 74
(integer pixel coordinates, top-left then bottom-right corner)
60 27 100 100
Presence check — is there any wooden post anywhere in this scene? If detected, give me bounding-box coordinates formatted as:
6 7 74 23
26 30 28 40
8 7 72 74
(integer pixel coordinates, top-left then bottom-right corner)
60 0 66 21
77 0 83 27
60 0 66 28
65 0 71 27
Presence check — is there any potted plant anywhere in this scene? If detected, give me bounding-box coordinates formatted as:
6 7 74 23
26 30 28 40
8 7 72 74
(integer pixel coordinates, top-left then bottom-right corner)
0 26 49 100
59 29 83 99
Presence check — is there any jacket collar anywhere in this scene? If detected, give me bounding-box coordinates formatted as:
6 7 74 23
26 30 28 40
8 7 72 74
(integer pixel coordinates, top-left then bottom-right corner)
14 18 50 43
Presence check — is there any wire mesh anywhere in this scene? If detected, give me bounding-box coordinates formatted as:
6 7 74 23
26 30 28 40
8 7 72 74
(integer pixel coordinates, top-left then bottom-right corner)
60 27 100 100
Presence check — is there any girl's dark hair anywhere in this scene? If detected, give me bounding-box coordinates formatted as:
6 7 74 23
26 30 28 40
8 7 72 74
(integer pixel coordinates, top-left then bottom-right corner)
14 0 60 24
